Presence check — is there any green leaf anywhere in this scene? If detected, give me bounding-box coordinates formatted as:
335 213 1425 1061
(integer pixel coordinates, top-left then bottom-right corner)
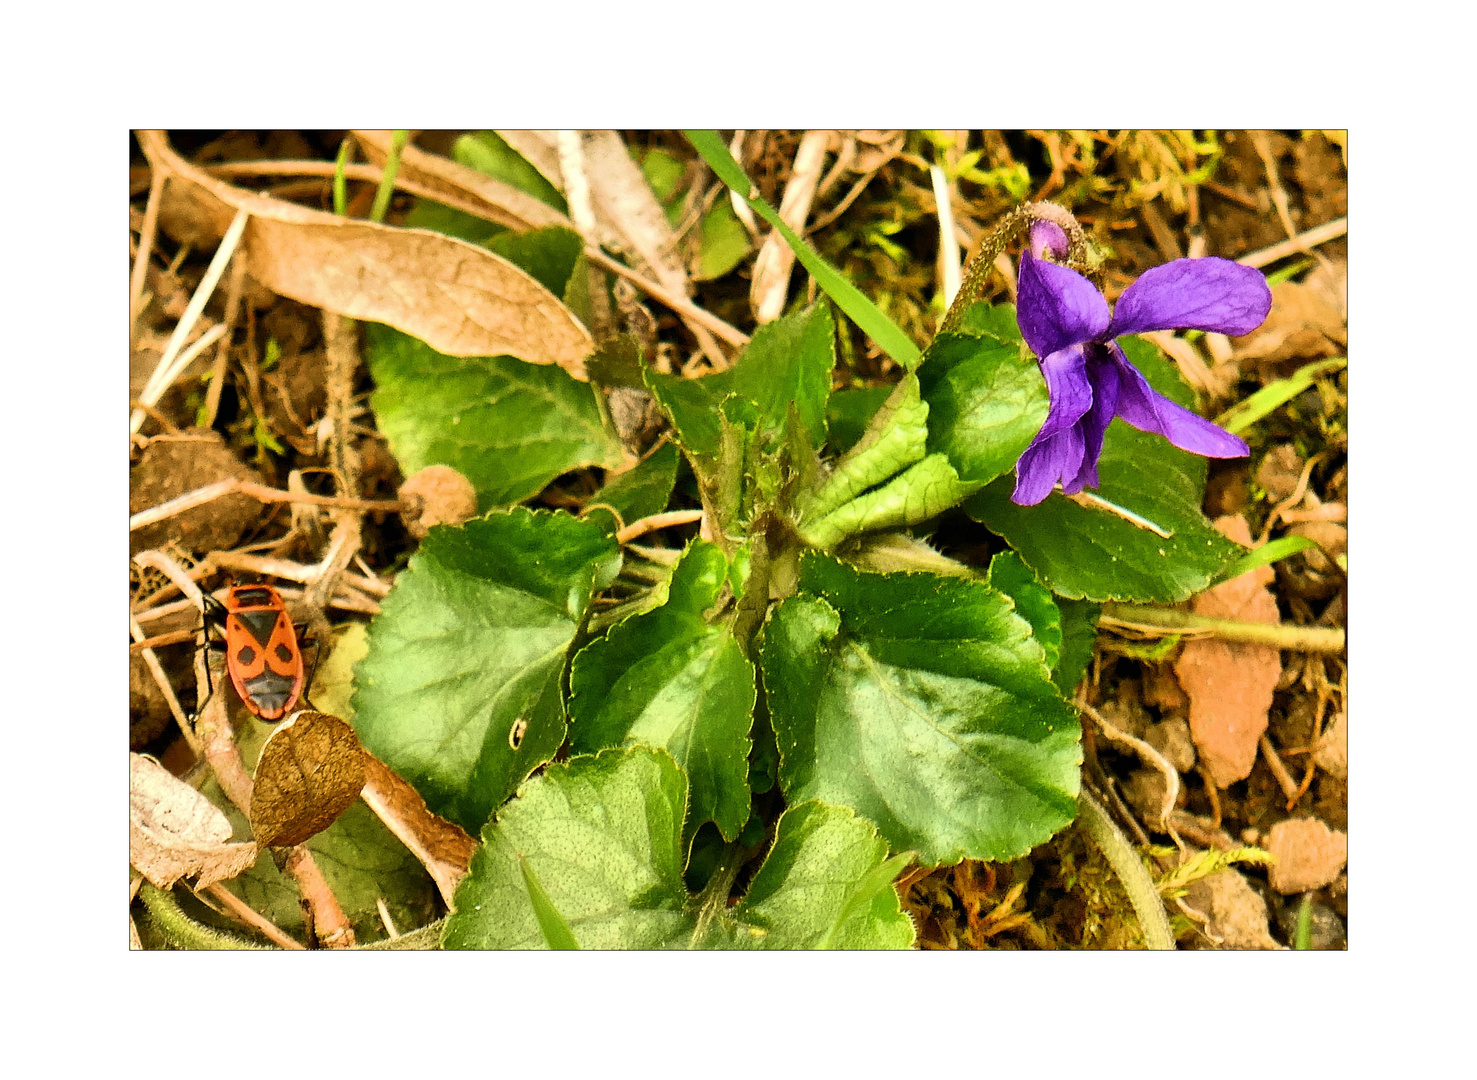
591 441 680 526
724 801 914 950
825 385 892 454
798 453 980 549
695 197 751 281
645 302 836 460
640 148 687 212
401 198 505 245
442 747 914 949
1214 356 1347 434
351 508 620 832
218 796 438 947
569 541 756 853
365 324 623 511
485 226 584 298
987 550 1061 672
1052 597 1101 697
805 375 929 524
965 336 1245 602
760 554 1082 865
454 132 568 214
684 130 921 370
917 305 1049 487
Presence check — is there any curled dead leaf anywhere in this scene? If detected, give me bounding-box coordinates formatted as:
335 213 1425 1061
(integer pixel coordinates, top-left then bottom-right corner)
249 710 367 848
352 130 568 234
130 753 260 889
359 751 476 907
137 130 594 377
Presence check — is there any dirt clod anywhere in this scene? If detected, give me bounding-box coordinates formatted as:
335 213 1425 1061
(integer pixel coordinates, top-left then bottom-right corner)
1184 868 1281 950
130 431 260 555
1265 817 1348 893
1145 716 1197 773
1175 515 1282 787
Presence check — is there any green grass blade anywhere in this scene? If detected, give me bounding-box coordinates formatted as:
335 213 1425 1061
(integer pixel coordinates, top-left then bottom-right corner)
333 138 351 217
1213 534 1321 585
1294 894 1313 950
1215 357 1347 435
684 130 921 369
519 854 581 950
369 130 410 225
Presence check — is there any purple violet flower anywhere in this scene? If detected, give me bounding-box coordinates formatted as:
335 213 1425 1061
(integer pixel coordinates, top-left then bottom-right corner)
1011 221 1272 506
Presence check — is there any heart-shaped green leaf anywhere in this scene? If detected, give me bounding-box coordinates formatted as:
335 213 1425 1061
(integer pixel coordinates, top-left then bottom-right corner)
965 336 1245 602
351 508 620 832
441 746 914 949
366 324 623 511
761 553 1082 865
644 302 835 460
590 441 680 528
986 550 1062 672
569 540 755 854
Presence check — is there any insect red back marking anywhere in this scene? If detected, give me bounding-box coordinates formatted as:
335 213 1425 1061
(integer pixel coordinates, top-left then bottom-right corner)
222 584 305 722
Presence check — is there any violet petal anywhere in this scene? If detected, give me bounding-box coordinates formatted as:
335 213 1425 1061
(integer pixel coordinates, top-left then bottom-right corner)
1016 253 1111 360
1109 343 1250 458
1062 346 1121 493
1034 345 1094 441
1108 257 1273 338
1012 424 1086 506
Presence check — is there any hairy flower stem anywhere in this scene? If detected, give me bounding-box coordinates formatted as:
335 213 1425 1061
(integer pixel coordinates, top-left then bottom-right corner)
689 841 748 947
939 201 1092 334
138 881 273 950
1075 790 1176 950
1102 603 1346 654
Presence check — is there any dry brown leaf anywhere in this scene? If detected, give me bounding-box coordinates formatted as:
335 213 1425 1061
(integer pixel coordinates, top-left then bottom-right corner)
249 711 367 848
360 751 477 907
751 130 831 324
130 753 261 889
352 130 568 234
1232 262 1347 365
137 130 594 377
1175 514 1283 788
578 131 690 298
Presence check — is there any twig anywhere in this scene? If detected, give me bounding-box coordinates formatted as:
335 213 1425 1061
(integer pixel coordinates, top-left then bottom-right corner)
616 509 705 545
1258 734 1301 804
207 549 390 598
202 882 305 950
726 131 761 239
805 168 881 236
376 897 401 940
930 164 961 307
1079 700 1181 843
584 246 749 348
129 477 403 532
203 254 247 430
128 612 198 757
129 628 198 653
1065 491 1173 537
1197 765 1222 829
1168 811 1236 852
130 167 167 345
1101 603 1345 654
131 207 249 434
1258 450 1331 545
1237 216 1347 269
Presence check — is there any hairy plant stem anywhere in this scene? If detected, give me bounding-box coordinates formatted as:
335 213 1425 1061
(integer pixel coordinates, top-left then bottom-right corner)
1075 790 1175 950
138 881 272 950
1102 603 1346 654
939 200 1092 334
689 841 747 948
